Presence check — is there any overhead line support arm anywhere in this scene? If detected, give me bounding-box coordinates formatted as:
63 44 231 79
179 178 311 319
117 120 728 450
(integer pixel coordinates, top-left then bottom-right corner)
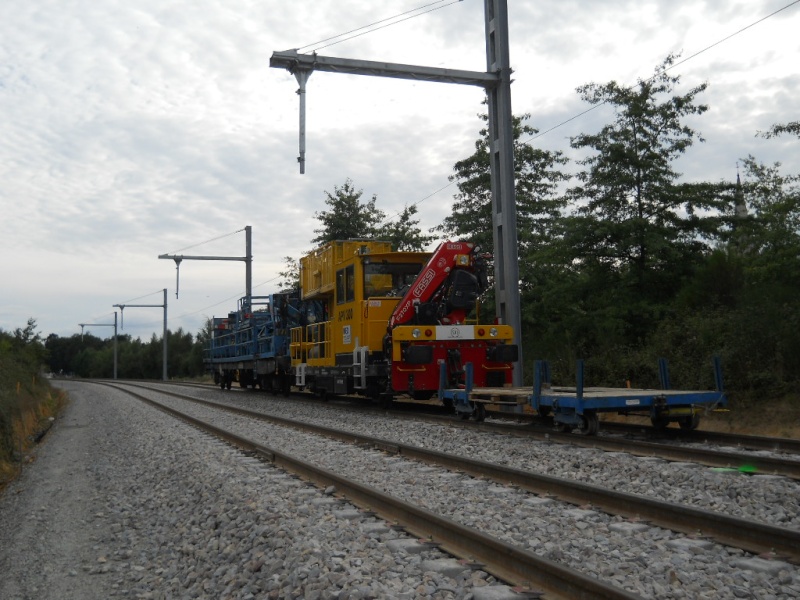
270 50 500 88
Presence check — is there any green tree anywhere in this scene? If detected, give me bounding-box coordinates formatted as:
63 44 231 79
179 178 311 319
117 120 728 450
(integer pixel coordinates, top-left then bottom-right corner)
167 328 200 378
311 178 387 245
760 120 800 139
12 318 47 367
736 156 800 290
656 159 800 394
559 55 722 347
435 109 569 256
378 204 435 251
566 54 715 286
435 109 570 336
46 333 93 375
13 318 41 346
277 255 301 290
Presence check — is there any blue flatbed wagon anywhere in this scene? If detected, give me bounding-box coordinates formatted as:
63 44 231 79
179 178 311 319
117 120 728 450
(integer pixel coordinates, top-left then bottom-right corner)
204 293 301 392
441 358 727 435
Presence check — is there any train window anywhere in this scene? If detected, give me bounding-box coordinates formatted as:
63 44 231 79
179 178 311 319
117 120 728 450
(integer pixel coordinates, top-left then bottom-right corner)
364 263 424 296
337 265 356 304
345 265 355 302
336 269 345 303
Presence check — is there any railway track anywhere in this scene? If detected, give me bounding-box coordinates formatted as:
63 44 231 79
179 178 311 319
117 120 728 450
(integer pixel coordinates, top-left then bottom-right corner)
167 381 800 479
98 381 798 598
596 420 800 455
99 382 636 599
156 380 800 459
465 419 800 480
163 380 800 457
110 381 800 561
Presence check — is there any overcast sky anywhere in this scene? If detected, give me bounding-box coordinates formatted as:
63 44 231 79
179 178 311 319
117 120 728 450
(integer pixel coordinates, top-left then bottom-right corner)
1 0 798 344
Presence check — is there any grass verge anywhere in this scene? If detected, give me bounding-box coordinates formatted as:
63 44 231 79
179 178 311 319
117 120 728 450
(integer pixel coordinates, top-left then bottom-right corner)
0 356 68 491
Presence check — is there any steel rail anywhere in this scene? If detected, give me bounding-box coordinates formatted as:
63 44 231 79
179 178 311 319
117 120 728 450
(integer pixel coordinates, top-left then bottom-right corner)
341 402 800 480
111 382 800 563
469 420 800 480
596 420 800 455
99 382 641 600
129 381 800 456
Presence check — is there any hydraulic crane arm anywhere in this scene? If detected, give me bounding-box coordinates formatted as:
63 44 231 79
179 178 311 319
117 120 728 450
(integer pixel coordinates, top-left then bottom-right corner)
388 241 487 329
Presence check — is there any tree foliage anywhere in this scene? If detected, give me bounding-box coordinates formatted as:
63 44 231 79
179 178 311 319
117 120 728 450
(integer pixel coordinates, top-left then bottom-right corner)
8 318 47 366
277 255 301 290
378 203 435 251
566 54 715 289
760 120 800 140
439 56 800 397
44 329 205 379
311 178 434 253
435 108 569 256
311 178 386 245
735 155 800 290
542 55 728 352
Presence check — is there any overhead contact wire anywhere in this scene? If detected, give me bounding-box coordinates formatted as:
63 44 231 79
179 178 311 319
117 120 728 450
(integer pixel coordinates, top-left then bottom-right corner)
296 0 449 53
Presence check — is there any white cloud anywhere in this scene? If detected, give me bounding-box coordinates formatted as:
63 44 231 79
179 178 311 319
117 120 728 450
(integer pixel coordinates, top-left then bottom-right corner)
0 0 798 341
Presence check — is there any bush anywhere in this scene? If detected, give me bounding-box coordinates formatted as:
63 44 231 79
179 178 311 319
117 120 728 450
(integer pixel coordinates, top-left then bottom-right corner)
0 335 65 484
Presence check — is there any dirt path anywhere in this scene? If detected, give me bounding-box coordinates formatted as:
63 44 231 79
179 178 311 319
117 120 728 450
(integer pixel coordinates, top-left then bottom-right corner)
0 392 112 600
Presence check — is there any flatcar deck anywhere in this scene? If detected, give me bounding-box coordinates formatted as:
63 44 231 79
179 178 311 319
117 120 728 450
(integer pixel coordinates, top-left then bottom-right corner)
461 385 724 410
440 358 727 433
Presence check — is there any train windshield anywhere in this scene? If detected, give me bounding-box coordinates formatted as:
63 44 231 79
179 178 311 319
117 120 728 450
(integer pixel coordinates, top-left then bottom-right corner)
364 262 423 297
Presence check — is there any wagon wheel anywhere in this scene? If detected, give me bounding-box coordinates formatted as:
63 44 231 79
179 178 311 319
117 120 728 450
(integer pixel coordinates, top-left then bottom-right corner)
458 403 475 420
554 421 572 433
378 393 394 409
650 416 669 430
577 412 599 436
678 412 701 431
474 403 486 423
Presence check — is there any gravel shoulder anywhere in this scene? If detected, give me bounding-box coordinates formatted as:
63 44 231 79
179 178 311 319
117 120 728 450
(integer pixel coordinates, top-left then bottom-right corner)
0 382 112 599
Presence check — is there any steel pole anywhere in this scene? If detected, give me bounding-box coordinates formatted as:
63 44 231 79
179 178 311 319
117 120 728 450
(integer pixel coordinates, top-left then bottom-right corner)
113 312 118 380
162 288 168 381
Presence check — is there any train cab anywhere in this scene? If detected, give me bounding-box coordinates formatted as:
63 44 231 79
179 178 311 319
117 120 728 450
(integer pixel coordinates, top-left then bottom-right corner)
290 240 430 398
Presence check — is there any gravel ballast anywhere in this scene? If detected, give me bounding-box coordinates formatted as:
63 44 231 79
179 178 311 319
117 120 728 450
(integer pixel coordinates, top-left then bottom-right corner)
187 387 800 530
137 385 799 600
0 382 519 600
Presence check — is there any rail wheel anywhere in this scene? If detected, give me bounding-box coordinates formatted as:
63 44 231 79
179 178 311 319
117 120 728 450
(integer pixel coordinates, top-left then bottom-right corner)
577 412 599 435
554 421 571 433
650 416 669 430
678 412 701 431
474 403 486 422
280 375 290 395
